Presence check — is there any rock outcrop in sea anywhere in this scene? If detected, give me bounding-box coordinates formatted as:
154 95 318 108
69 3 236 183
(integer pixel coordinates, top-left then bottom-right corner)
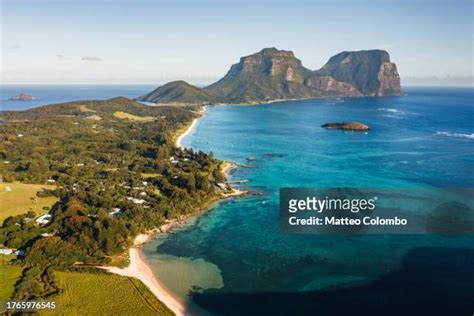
9 93 35 101
321 122 370 131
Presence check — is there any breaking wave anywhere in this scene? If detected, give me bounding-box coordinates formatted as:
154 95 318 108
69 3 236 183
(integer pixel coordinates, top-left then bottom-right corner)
377 107 402 113
435 131 474 140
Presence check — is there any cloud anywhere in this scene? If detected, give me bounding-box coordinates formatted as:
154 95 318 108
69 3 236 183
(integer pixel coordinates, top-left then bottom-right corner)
81 56 102 61
8 44 21 49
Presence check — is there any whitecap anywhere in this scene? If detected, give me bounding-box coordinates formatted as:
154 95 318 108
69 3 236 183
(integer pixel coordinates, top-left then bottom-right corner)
377 107 401 113
435 131 474 140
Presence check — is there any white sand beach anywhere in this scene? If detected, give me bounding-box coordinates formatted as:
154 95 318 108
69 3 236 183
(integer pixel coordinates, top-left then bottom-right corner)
100 233 187 316
176 106 207 148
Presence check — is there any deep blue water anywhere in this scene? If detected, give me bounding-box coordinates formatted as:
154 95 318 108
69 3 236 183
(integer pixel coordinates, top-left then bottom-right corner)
144 87 474 315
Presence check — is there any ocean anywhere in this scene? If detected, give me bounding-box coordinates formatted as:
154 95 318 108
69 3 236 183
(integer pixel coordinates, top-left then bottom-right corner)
2 85 473 314
142 87 474 315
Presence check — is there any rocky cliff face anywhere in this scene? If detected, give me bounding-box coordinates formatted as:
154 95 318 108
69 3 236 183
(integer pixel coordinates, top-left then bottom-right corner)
314 50 402 96
140 48 403 104
205 48 402 102
305 75 362 97
204 48 317 102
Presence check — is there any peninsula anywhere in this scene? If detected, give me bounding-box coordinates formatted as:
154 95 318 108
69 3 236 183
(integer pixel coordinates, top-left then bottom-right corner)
0 97 243 314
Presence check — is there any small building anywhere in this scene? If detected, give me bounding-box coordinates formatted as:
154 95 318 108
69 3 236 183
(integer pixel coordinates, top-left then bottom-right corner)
126 197 146 204
108 208 121 216
216 183 227 190
0 248 14 255
139 192 147 196
35 214 52 225
17 134 23 137
46 179 56 183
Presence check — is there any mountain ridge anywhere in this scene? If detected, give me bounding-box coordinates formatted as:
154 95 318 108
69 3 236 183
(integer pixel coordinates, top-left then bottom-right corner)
138 48 402 104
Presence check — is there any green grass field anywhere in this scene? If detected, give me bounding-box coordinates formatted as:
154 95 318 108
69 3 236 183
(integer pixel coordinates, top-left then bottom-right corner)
113 111 155 122
48 271 173 316
0 182 58 223
0 259 22 312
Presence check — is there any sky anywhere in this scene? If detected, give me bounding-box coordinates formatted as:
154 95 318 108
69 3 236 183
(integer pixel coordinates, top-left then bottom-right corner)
1 0 472 85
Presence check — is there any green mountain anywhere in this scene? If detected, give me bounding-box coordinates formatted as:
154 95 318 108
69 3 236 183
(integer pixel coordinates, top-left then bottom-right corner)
139 48 402 104
137 80 222 104
204 48 318 102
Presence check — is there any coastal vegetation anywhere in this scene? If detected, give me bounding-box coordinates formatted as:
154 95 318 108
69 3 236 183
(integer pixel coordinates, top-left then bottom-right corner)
137 80 223 105
0 97 228 309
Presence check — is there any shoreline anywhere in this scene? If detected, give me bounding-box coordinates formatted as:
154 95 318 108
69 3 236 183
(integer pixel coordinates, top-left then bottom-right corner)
102 108 249 315
175 106 207 148
151 93 398 108
99 234 187 316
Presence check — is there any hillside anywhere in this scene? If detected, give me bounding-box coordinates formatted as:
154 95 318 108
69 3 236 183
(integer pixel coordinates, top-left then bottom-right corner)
137 80 223 104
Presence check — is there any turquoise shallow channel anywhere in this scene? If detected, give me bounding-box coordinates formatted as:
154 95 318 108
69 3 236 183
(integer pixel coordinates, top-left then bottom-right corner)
143 87 474 315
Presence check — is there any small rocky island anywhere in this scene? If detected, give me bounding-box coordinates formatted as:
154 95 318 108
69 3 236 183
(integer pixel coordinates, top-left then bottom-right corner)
321 122 370 131
9 93 35 101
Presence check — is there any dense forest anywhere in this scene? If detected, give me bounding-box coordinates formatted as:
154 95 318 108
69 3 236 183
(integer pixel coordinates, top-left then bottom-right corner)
0 97 228 300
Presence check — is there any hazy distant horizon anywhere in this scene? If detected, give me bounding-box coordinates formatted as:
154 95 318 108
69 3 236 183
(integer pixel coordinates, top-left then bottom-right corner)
1 75 473 87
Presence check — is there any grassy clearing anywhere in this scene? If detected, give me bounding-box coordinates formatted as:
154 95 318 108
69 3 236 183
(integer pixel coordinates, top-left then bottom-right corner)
0 260 22 308
0 182 58 223
84 114 102 121
49 271 173 316
78 105 96 113
113 111 155 122
141 173 162 178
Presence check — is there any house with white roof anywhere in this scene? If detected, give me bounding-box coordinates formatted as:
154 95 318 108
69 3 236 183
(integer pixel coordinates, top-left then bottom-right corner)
36 214 52 225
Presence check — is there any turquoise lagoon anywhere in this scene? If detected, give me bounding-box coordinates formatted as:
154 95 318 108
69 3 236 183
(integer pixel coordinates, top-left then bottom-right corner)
142 87 474 315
